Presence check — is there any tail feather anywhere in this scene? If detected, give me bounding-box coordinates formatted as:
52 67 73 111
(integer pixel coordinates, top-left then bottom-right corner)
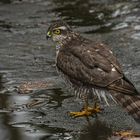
110 90 140 121
108 78 139 95
108 77 140 122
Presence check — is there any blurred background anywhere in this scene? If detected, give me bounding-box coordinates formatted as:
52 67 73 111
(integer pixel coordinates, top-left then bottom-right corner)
0 0 140 140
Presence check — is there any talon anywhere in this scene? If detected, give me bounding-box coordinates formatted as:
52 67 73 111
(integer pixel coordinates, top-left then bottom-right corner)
69 110 92 118
87 104 102 114
69 105 102 118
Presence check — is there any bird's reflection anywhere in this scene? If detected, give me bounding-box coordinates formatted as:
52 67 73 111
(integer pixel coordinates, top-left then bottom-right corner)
0 76 21 140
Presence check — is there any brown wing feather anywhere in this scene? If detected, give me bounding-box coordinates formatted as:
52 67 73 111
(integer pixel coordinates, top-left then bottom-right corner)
57 41 138 96
56 43 123 87
94 43 122 73
108 77 139 95
67 42 139 95
68 42 122 73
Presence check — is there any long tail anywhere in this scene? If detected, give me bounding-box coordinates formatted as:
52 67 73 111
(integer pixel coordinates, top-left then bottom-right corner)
108 77 140 122
110 90 140 122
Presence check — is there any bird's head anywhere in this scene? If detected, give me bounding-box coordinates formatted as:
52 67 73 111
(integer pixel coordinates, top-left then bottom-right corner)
46 21 72 45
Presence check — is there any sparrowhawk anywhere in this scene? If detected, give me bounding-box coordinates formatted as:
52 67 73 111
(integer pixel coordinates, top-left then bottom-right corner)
46 21 140 122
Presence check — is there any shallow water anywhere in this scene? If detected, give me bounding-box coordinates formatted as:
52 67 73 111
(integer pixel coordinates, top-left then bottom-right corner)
0 0 140 140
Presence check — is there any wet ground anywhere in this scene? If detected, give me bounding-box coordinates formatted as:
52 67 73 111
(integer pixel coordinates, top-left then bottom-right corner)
0 0 140 140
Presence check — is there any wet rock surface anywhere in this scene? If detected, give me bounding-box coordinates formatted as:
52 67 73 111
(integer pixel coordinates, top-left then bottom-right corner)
0 0 140 140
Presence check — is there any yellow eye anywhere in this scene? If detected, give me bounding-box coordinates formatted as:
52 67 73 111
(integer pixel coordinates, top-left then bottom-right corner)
53 29 61 35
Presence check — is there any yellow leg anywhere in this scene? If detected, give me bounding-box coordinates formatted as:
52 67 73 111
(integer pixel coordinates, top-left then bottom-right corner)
69 95 101 118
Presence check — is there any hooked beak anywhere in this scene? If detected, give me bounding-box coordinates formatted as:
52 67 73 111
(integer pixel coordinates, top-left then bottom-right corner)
46 31 51 40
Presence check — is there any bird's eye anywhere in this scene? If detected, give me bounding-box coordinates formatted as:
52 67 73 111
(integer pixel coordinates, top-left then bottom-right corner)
53 29 61 35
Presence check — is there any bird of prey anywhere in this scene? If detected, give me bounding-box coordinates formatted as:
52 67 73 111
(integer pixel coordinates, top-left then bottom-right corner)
46 21 140 122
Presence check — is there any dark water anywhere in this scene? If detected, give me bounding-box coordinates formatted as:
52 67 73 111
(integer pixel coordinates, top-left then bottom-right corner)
0 0 140 140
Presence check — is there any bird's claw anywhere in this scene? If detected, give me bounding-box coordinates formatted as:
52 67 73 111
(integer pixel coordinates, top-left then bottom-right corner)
69 105 102 118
